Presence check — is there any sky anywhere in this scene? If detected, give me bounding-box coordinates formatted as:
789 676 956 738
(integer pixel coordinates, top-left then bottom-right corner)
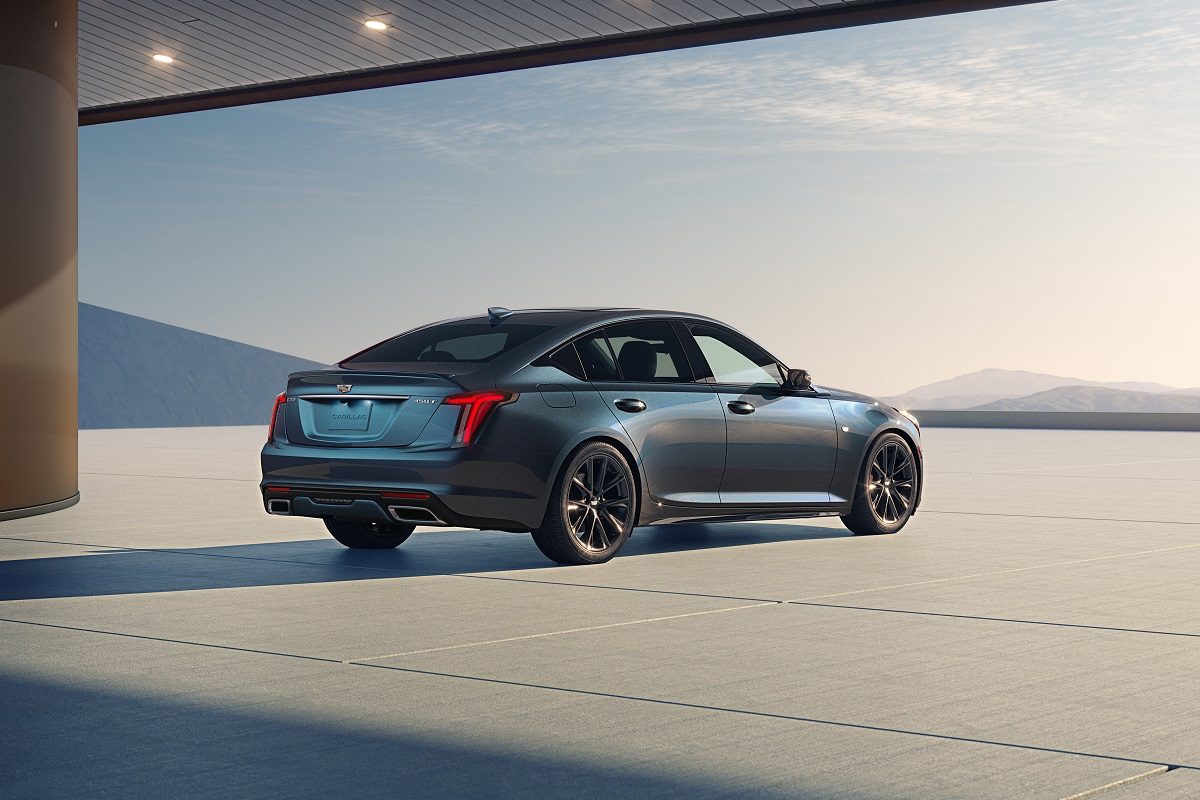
79 0 1200 397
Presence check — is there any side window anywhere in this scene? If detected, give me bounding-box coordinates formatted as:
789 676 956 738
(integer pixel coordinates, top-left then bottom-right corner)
533 344 586 380
603 320 694 383
688 324 783 387
575 330 620 381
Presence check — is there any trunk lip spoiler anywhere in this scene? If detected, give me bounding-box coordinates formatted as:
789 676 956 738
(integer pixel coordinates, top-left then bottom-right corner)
292 394 411 401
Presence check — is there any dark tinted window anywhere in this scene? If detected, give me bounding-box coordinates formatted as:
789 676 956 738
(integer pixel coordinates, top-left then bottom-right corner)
575 330 619 381
688 323 782 386
533 344 586 380
604 320 693 382
343 323 551 365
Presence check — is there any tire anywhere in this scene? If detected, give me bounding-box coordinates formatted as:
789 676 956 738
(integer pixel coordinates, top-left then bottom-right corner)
531 442 638 565
324 518 416 549
841 432 919 536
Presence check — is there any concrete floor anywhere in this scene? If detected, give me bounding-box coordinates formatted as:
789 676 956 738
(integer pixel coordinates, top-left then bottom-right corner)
2 427 1199 799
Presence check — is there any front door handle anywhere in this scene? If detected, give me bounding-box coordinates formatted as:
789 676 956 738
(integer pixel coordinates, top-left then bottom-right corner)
614 398 647 413
727 400 756 415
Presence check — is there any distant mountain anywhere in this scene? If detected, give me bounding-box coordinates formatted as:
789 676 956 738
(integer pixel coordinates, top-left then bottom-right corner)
970 386 1200 413
886 368 1186 410
884 392 1016 411
80 303 326 428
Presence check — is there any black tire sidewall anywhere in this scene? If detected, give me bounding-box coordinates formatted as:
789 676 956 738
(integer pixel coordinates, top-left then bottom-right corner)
859 433 917 534
324 518 415 549
538 442 637 565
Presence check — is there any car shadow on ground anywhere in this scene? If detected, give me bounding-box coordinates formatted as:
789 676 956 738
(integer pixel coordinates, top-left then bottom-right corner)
1 671 808 800
0 522 849 601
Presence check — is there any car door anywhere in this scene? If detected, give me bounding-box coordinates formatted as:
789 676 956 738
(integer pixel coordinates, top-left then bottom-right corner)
577 320 726 505
682 321 838 505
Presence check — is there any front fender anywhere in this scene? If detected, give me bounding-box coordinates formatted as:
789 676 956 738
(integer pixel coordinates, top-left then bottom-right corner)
828 400 922 509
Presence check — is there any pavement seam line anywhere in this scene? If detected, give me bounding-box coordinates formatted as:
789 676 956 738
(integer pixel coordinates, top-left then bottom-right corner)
931 473 1200 483
787 541 1200 602
922 510 1200 526
0 535 787 604
0 616 1193 775
79 472 258 482
931 456 1200 475
0 617 343 664
455 573 780 603
0 535 418 575
7 534 1200 608
1057 765 1170 800
351 660 1196 774
0 516 263 535
347 601 779 662
787 602 1200 640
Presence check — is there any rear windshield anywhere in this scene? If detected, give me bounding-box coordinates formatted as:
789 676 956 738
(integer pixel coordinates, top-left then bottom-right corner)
342 322 552 365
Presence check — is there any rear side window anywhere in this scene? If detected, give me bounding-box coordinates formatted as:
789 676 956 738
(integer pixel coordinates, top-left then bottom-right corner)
603 320 693 382
533 344 586 380
343 323 551 365
575 330 619 380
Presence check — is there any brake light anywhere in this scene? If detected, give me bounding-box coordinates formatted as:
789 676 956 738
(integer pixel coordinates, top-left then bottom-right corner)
443 391 515 445
267 392 286 442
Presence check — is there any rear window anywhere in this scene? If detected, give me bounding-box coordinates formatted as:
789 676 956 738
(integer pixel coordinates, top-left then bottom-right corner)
342 323 552 365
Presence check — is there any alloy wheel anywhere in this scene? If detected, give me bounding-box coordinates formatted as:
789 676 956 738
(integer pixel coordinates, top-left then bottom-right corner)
565 453 631 551
866 440 916 525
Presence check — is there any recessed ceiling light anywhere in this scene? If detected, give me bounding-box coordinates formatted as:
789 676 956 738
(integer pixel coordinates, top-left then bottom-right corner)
364 19 387 31
151 53 174 64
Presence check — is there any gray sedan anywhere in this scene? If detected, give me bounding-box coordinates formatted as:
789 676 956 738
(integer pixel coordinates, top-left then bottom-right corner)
261 308 922 564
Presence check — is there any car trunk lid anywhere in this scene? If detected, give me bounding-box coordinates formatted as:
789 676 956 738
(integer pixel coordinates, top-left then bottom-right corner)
282 369 474 447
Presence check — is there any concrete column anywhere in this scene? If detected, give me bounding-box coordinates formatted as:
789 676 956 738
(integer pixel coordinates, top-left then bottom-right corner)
0 1 79 520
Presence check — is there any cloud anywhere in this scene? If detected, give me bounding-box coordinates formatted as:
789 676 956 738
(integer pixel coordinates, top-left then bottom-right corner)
289 0 1200 168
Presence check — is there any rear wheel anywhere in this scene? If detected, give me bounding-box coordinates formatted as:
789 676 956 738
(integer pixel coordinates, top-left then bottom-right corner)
324 518 416 549
531 442 637 565
841 433 918 536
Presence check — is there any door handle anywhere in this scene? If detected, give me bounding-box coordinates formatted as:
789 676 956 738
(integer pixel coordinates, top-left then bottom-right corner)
727 400 756 415
614 398 647 413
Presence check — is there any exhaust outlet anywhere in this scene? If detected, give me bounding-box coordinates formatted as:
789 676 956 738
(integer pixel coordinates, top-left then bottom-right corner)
267 498 292 515
387 505 445 525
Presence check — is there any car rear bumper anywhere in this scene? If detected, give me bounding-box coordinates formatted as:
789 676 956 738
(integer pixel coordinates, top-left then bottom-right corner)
259 442 552 531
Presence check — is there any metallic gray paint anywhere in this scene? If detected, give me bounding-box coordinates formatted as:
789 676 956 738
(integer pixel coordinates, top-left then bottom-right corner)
260 308 922 533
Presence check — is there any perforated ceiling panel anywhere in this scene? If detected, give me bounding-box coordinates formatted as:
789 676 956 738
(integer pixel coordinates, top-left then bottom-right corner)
78 0 1048 124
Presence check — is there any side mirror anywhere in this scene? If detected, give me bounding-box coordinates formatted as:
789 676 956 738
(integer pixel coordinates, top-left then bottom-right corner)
784 368 812 391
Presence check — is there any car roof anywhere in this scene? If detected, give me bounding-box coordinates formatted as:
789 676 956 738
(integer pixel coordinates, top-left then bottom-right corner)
452 307 723 327
467 308 778 371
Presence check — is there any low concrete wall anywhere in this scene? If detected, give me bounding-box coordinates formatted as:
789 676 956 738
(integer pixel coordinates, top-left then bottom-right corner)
911 410 1200 432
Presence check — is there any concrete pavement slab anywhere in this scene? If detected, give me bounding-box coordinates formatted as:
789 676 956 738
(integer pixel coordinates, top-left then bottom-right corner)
0 623 1160 800
805 545 1200 636
382 602 1200 769
3 425 1197 798
0 563 761 660
1099 767 1200 799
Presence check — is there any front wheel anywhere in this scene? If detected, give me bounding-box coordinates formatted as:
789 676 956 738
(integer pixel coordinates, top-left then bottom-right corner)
841 433 918 536
531 442 637 565
324 518 415 549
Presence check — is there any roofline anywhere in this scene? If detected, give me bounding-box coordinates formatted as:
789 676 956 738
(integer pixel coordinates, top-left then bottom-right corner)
492 308 771 373
79 0 1049 126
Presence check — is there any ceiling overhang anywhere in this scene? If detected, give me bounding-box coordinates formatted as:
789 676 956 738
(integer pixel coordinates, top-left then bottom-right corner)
79 0 1050 126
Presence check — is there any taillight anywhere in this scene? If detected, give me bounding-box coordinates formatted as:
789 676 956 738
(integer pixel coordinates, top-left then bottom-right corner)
443 391 515 445
267 392 286 443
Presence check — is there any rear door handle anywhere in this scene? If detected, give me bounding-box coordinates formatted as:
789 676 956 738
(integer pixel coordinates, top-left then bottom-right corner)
727 400 756 415
614 398 647 413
